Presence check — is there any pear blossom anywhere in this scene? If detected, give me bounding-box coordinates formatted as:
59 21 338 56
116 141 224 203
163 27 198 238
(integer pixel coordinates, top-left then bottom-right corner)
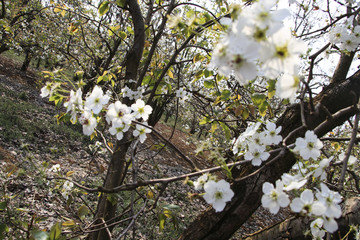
262 122 282 145
294 130 323 160
310 218 326 239
63 180 73 191
209 34 260 85
122 86 133 99
109 119 131 140
261 180 290 214
316 183 342 219
131 99 153 121
290 189 326 216
85 86 110 114
341 34 359 51
133 124 152 143
282 173 307 191
261 27 307 78
194 173 209 191
40 82 53 98
244 143 270 166
313 157 333 180
241 0 289 31
79 110 97 136
64 88 83 123
276 72 300 103
323 217 339 233
328 25 348 45
40 82 60 98
49 164 61 173
203 180 234 212
106 101 132 125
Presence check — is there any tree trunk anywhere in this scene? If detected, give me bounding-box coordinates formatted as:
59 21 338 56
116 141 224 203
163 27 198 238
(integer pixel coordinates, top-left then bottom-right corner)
88 135 132 240
179 69 360 240
21 49 32 72
87 0 145 239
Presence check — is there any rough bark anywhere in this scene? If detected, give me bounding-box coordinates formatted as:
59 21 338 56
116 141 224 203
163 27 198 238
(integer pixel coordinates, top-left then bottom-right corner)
244 197 360 240
179 70 360 240
87 0 145 239
331 52 355 84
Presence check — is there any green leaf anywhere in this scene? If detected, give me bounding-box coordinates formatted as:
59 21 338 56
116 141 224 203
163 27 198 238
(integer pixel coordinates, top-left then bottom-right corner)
242 108 249 120
258 101 269 117
159 213 166 232
77 205 89 220
0 202 6 211
219 122 231 140
119 31 127 39
116 0 126 7
199 117 209 125
31 230 49 240
204 69 212 78
195 70 204 79
0 224 9 240
221 90 231 100
49 222 61 240
98 1 110 17
193 53 204 63
267 79 276 99
251 93 266 106
204 80 215 89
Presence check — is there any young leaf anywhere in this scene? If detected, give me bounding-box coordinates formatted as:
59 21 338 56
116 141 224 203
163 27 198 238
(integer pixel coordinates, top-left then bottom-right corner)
98 1 110 17
49 222 62 240
77 205 89 220
204 80 215 88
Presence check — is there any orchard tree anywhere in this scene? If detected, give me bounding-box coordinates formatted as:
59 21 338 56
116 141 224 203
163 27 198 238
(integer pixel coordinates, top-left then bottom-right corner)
3 0 360 239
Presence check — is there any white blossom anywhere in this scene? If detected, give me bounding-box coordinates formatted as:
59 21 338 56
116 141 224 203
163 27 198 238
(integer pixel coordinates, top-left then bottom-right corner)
79 110 97 136
290 189 326 216
261 180 290 214
106 101 132 125
203 180 234 212
294 130 323 160
244 143 270 166
262 122 282 145
131 99 153 121
85 86 110 114
194 173 209 191
310 218 326 239
133 124 152 143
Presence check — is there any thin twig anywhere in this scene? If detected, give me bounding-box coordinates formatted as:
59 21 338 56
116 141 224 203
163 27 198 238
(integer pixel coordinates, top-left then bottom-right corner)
115 200 148 240
338 112 360 191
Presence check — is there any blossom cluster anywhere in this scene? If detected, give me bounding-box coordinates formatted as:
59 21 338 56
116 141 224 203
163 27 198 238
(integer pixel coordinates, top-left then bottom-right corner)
175 87 192 102
41 83 153 143
209 0 307 102
232 121 282 166
328 16 360 52
62 180 74 200
121 85 146 100
193 173 234 212
261 130 344 239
